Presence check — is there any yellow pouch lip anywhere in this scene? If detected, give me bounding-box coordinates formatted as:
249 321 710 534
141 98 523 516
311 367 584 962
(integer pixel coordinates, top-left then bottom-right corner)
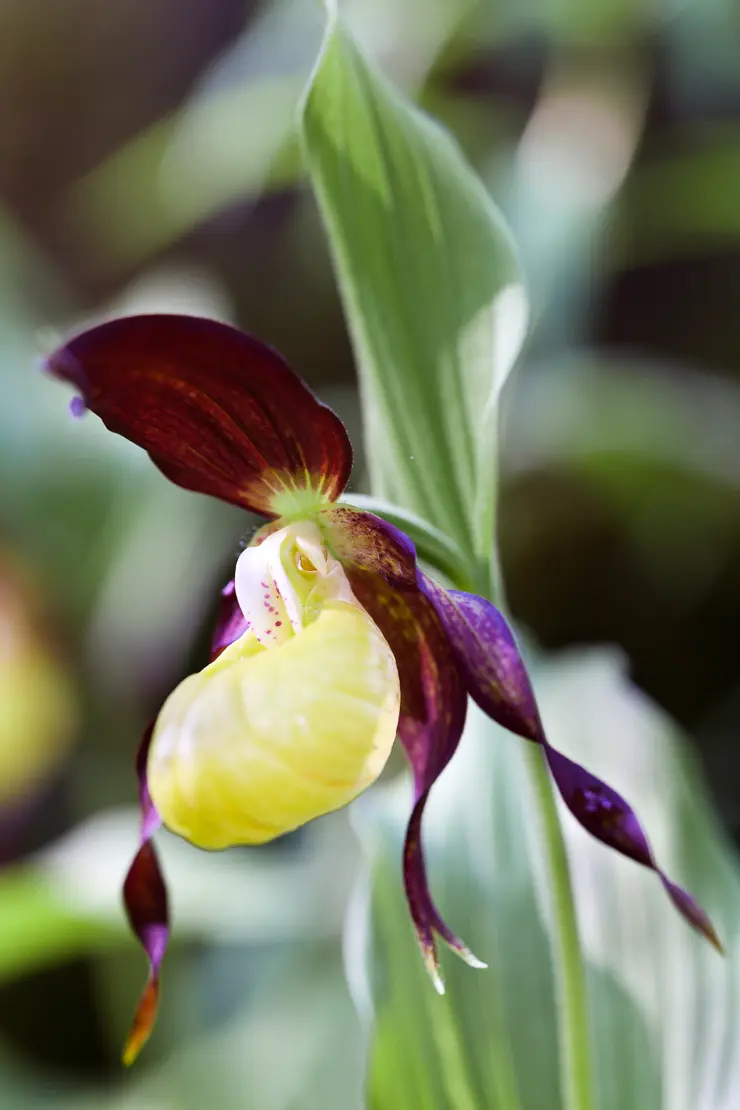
148 598 400 850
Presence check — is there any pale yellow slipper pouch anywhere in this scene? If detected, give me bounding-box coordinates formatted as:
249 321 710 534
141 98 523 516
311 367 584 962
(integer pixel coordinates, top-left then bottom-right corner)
147 521 400 849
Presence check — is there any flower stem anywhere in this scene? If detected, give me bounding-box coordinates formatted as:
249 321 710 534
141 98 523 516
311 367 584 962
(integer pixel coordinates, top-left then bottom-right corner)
488 546 594 1110
525 742 594 1110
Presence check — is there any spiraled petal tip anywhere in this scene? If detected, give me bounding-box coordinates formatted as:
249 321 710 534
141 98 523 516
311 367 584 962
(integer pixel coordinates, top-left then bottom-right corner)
459 950 488 970
691 904 724 955
432 972 446 996
421 947 446 995
442 933 488 969
695 906 724 955
121 978 159 1066
663 878 724 956
122 1038 142 1068
706 924 725 956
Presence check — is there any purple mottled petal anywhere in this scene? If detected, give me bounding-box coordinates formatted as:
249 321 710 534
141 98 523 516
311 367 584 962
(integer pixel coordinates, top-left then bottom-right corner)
211 579 248 660
348 568 483 986
349 572 463 800
319 505 417 588
543 746 651 868
404 800 487 990
545 745 723 951
420 576 539 740
122 724 170 1064
423 579 722 952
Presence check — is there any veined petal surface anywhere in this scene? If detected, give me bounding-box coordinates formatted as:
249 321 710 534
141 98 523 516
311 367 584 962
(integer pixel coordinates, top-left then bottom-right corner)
423 578 721 951
46 314 352 517
319 505 418 588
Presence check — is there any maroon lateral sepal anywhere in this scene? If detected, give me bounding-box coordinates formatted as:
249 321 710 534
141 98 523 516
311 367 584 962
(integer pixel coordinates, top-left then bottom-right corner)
122 723 170 1065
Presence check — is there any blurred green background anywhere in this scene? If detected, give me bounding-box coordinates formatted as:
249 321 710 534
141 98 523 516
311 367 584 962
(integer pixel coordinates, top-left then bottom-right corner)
4 0 740 1106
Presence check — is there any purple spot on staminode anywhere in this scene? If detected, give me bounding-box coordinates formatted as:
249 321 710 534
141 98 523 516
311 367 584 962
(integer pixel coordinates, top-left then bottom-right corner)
69 395 86 419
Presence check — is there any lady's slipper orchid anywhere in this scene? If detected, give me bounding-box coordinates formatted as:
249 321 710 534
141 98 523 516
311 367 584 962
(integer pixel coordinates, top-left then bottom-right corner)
46 314 721 1063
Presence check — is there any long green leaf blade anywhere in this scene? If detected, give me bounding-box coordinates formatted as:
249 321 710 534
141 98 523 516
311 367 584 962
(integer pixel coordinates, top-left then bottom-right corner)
301 13 527 565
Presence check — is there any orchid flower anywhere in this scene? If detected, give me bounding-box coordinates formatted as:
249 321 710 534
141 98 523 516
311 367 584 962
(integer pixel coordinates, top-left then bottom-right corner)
46 314 720 1063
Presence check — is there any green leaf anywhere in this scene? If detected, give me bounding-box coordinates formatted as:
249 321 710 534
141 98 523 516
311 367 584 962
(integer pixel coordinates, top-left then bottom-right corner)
1 938 363 1110
357 650 740 1109
301 13 527 568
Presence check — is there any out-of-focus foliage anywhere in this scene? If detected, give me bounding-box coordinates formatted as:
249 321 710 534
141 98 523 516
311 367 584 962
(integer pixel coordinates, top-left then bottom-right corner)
0 558 77 810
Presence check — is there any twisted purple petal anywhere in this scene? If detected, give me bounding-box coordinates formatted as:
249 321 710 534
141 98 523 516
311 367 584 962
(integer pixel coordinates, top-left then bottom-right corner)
122 723 171 1064
545 746 721 949
348 568 484 987
422 577 722 953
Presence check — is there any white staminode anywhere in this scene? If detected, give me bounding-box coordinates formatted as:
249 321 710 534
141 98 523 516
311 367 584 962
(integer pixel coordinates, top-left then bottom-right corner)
234 520 357 648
